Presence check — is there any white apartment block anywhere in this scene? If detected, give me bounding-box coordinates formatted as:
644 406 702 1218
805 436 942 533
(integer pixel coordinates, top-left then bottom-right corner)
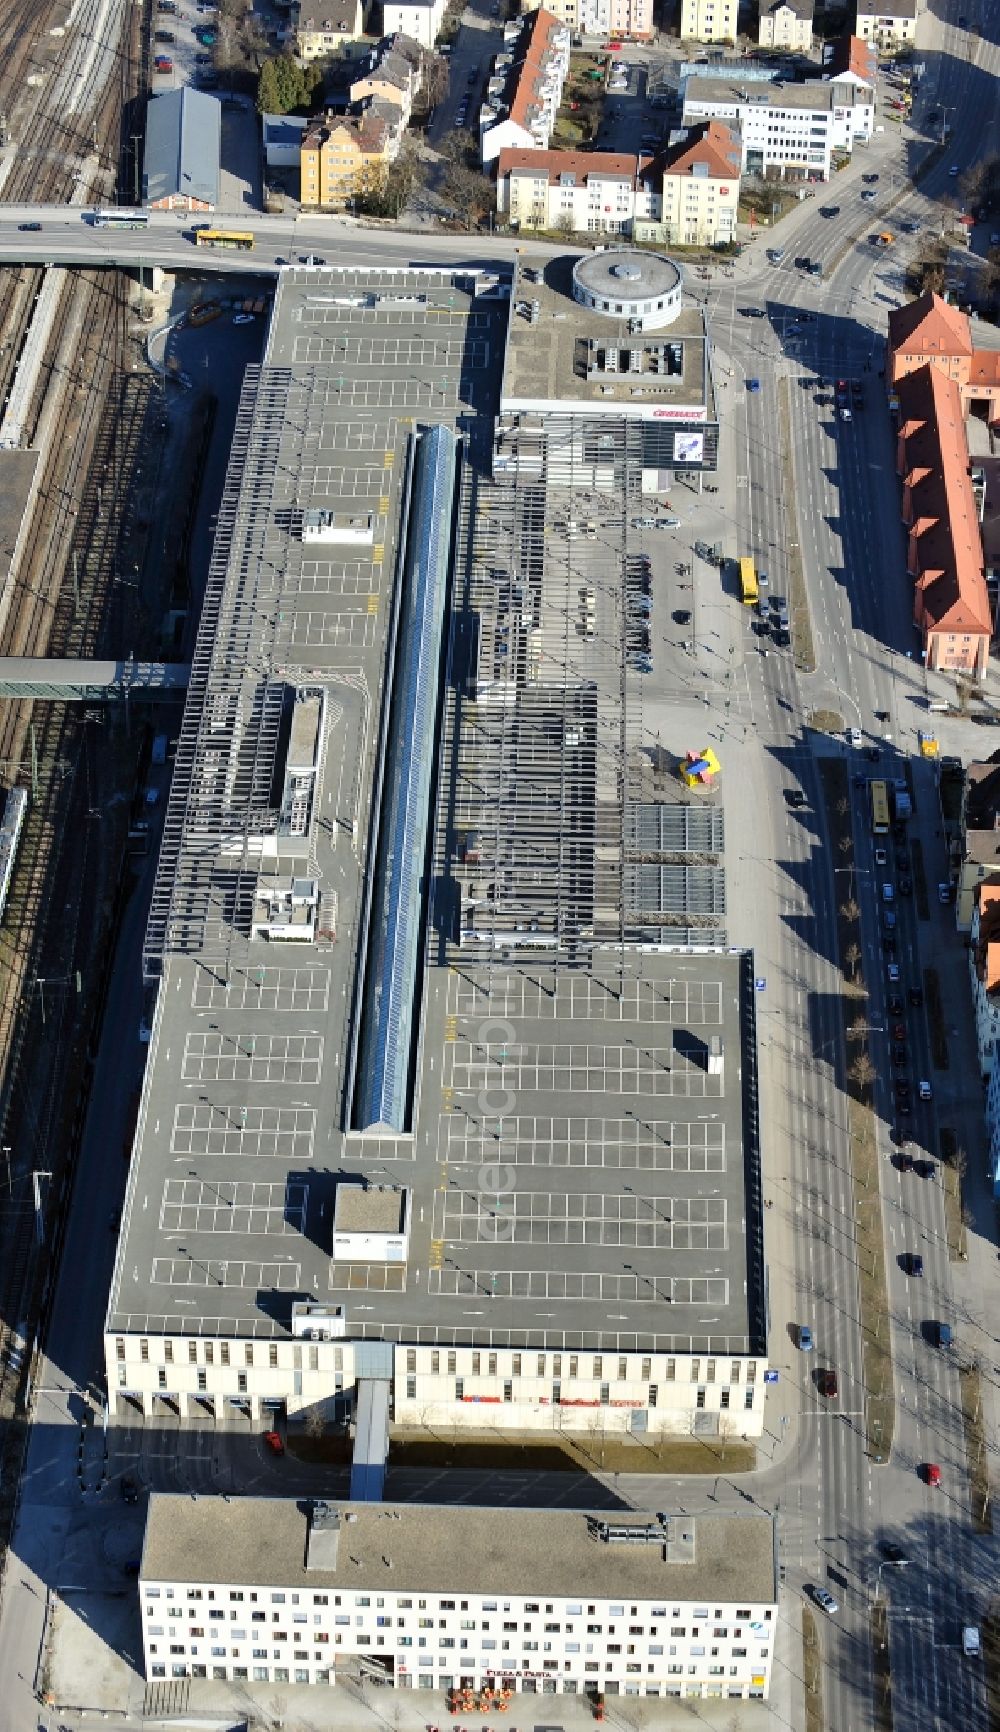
140 1497 779 1702
481 11 571 165
496 149 649 235
380 0 445 47
682 74 873 179
679 0 738 45
651 119 741 248
757 0 814 53
519 0 653 34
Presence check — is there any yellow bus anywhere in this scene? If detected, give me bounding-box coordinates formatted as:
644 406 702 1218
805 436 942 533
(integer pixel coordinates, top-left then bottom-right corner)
739 556 758 605
195 229 255 251
870 780 890 835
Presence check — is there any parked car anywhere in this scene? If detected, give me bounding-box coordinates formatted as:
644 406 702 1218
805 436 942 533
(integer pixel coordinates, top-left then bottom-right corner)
263 1430 285 1455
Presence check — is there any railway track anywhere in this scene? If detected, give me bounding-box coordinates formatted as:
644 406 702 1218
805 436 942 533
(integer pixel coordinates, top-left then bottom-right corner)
0 0 145 1475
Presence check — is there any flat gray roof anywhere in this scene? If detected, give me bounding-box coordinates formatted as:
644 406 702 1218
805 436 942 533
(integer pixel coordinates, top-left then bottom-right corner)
502 253 714 415
683 74 837 112
335 1183 406 1234
141 1495 778 1604
107 269 762 1361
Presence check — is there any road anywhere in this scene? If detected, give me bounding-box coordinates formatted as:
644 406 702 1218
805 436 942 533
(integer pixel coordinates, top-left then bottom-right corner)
0 5 997 1730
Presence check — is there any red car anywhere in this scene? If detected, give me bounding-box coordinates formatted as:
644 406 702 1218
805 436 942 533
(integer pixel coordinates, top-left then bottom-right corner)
923 1462 942 1486
607 38 622 48
263 1430 285 1456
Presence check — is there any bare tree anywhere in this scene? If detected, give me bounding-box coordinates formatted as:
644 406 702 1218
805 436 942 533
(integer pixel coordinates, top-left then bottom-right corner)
840 897 861 924
845 941 861 979
849 1051 875 1090
849 1013 868 1042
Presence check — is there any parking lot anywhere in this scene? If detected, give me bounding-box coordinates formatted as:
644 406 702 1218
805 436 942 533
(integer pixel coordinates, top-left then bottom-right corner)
152 0 219 94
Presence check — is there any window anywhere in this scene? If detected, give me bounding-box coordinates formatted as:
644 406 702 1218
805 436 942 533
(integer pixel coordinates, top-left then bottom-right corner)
720 1389 730 1409
649 1384 658 1407
512 1353 521 1376
205 1343 214 1365
472 1352 481 1375
696 1387 706 1408
641 1357 651 1379
618 1357 627 1380
245 1345 253 1368
746 1361 757 1383
115 1338 125 1361
706 1359 716 1383
158 1369 167 1390
431 1350 440 1374
140 1339 149 1362
593 1356 603 1378
237 1372 248 1394
447 1351 456 1375
269 1344 278 1368
406 1376 416 1400
187 1341 197 1363
220 1344 229 1366
406 1349 416 1374
730 1361 740 1382
745 1388 754 1409
666 1358 675 1381
197 1370 207 1392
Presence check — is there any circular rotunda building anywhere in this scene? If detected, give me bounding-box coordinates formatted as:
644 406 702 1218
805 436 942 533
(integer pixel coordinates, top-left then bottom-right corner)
571 249 683 333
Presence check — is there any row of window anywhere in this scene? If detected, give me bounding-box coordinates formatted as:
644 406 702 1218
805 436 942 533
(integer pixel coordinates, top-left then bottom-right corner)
404 1350 758 1382
404 1378 755 1410
151 1635 766 1662
147 1664 765 1699
146 1589 769 1624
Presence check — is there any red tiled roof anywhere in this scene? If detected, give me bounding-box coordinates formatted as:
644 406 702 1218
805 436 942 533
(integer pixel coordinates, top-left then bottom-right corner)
497 146 640 185
508 8 565 131
969 348 1000 388
898 364 991 637
660 119 740 181
888 291 973 358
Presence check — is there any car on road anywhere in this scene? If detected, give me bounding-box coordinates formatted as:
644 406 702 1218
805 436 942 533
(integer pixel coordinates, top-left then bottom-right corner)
861 189 877 202
820 205 839 218
862 172 879 184
918 1078 932 1100
901 1252 924 1276
892 1045 907 1067
811 1587 839 1615
888 994 904 1016
949 165 960 176
930 1320 953 1348
818 1369 839 1398
881 1542 910 1564
672 609 692 625
897 874 912 895
875 846 888 866
263 1430 285 1455
908 984 923 1006
914 1160 936 1180
847 727 863 747
785 789 806 807
840 405 853 422
923 1462 942 1486
18 221 41 231
963 1626 981 1657
887 961 900 983
799 311 817 322
746 378 761 393
233 313 255 325
798 1324 814 1351
891 1022 906 1042
656 515 681 528
300 254 325 265
121 1474 140 1504
894 1152 914 1172
794 255 811 270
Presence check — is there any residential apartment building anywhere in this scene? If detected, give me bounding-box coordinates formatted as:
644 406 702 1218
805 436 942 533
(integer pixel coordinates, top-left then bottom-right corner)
140 1496 780 1702
821 31 877 91
854 0 917 48
757 0 813 53
496 148 648 234
969 882 1000 1075
350 32 424 125
294 0 363 61
895 364 992 679
480 10 571 165
649 118 741 248
381 0 446 48
299 113 392 209
679 0 738 44
956 755 1000 931
524 0 653 38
